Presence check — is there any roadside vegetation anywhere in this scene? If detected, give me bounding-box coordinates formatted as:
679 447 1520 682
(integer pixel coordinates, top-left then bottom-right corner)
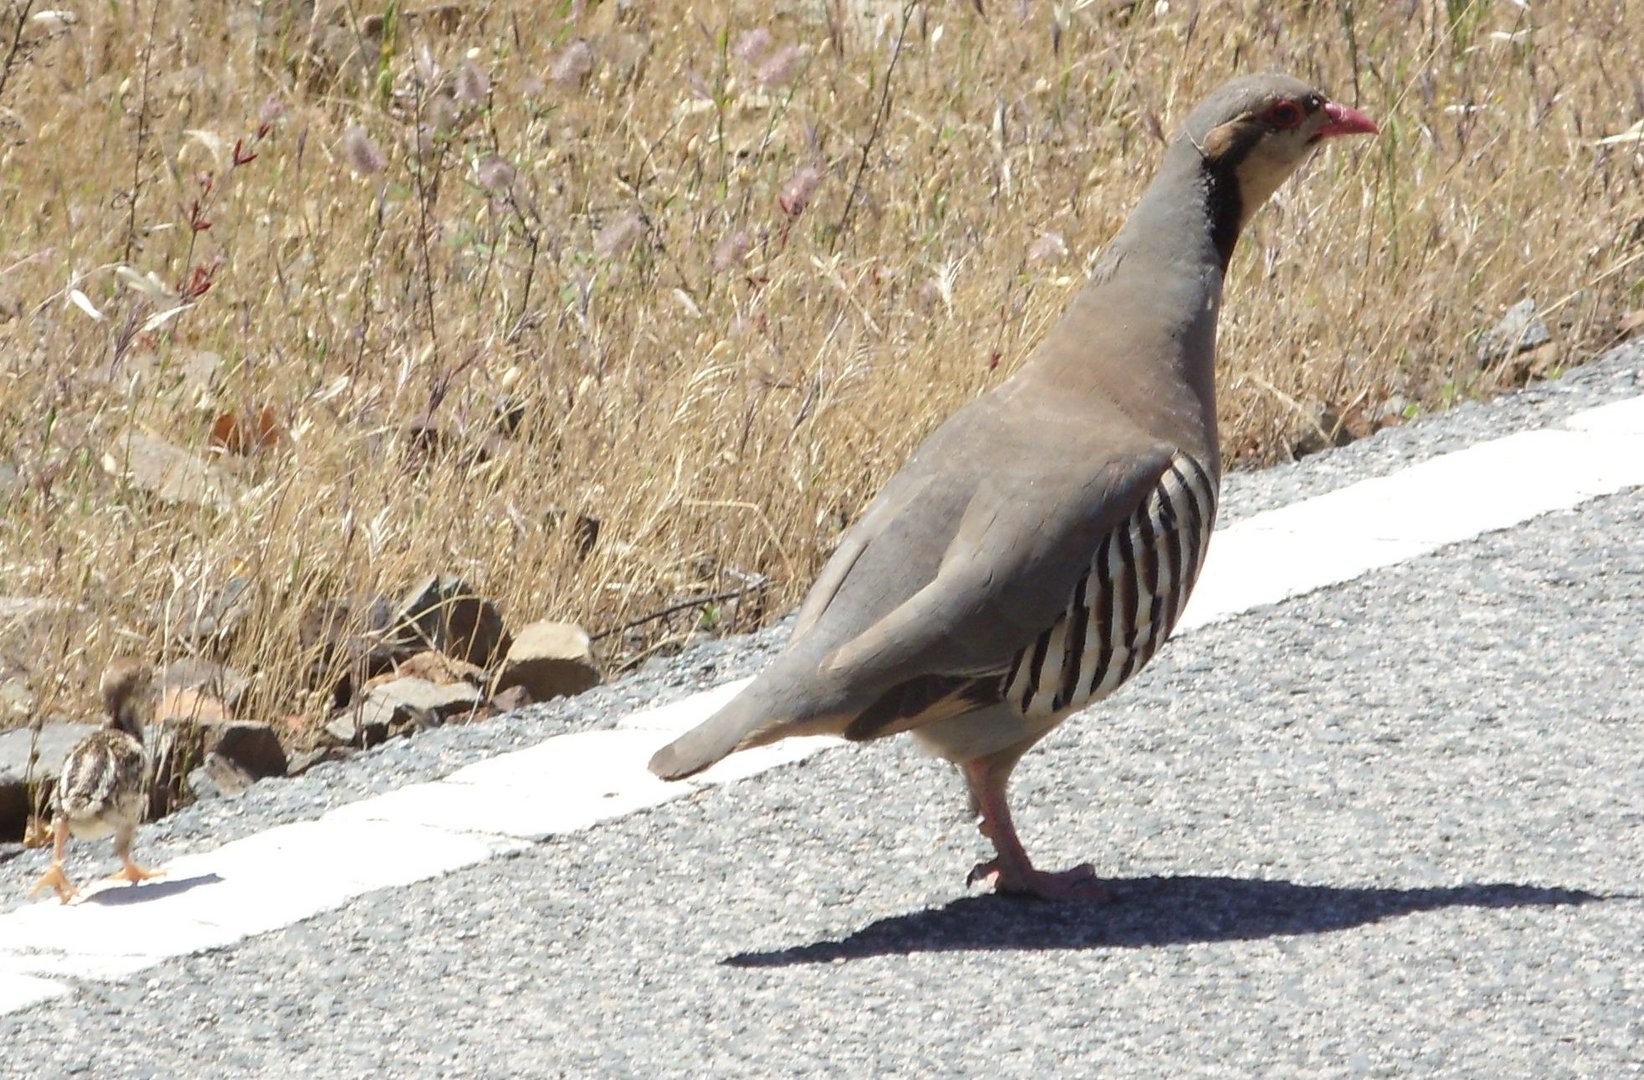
0 0 1639 741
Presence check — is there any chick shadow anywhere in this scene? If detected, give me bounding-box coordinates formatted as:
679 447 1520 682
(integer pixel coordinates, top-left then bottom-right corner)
80 872 223 907
725 876 1613 967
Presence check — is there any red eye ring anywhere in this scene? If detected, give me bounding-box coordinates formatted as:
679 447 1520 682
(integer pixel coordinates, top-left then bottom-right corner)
1265 100 1306 129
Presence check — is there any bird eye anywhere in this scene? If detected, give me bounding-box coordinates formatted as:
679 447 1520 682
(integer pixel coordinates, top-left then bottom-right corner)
1265 100 1306 129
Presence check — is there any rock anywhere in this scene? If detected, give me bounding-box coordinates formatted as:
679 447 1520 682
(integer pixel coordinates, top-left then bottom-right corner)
157 685 232 725
545 508 601 561
327 676 483 748
393 574 508 667
489 683 533 714
323 709 380 749
159 657 253 712
147 684 287 816
102 430 240 509
299 594 408 704
0 677 33 721
0 723 97 840
209 719 288 779
174 577 256 652
377 650 487 689
150 714 288 815
187 752 256 801
492 620 601 702
1477 298 1552 367
285 745 355 775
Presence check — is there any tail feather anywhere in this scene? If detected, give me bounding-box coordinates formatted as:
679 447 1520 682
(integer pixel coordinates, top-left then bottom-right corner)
648 666 850 779
647 687 775 780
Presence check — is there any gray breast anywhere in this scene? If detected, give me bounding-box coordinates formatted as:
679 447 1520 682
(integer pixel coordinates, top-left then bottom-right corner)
1001 452 1217 721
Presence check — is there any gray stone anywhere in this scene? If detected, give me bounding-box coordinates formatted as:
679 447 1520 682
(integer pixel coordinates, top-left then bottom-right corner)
299 594 408 704
0 677 33 721
393 574 508 667
492 620 601 702
1477 298 1552 366
0 723 97 839
327 677 483 748
187 752 257 801
285 746 355 776
174 578 256 652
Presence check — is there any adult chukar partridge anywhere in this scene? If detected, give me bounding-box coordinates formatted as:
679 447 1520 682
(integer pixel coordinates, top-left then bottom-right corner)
650 73 1377 900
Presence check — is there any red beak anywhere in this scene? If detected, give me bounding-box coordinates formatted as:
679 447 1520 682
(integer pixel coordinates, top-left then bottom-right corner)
1317 100 1379 138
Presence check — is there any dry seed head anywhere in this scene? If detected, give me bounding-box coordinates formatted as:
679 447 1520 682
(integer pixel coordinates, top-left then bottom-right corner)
595 213 646 260
454 60 490 109
779 166 823 216
733 28 773 64
757 44 803 89
475 153 516 193
341 125 386 175
713 229 754 272
551 40 594 88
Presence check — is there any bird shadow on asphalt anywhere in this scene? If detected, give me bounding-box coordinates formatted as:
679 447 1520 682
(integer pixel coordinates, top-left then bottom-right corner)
724 876 1609 967
79 872 222 907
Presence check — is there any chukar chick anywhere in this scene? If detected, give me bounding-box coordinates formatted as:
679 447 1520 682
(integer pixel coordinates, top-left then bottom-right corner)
29 658 163 904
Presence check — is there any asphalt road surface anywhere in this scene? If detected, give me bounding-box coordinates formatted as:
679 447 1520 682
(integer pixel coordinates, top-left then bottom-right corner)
0 343 1640 1078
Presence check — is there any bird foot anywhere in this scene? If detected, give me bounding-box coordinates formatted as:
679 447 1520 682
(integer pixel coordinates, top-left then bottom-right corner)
108 860 164 886
28 862 79 905
967 859 1108 902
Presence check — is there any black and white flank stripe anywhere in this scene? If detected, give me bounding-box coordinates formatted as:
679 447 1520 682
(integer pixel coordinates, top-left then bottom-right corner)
1002 451 1217 720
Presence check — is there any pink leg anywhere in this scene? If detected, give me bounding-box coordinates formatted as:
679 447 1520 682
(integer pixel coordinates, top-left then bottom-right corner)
962 753 1107 902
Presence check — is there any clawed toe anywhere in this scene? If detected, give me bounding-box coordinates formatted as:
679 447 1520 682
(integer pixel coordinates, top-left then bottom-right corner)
109 862 164 885
968 859 1108 902
28 862 79 905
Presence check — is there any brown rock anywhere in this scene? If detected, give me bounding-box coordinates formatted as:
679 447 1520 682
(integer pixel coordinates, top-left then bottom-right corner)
489 683 533 714
147 684 287 816
150 719 289 815
493 620 601 702
374 650 487 689
159 657 253 711
157 686 232 725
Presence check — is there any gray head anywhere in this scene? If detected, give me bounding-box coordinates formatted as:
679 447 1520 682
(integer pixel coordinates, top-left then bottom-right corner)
1173 73 1378 261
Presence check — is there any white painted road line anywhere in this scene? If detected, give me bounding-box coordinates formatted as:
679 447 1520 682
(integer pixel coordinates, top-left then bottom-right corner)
2 394 1642 1016
1181 398 1644 630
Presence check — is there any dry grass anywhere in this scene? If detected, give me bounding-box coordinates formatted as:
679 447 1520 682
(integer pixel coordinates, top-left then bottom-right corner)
0 0 1640 735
